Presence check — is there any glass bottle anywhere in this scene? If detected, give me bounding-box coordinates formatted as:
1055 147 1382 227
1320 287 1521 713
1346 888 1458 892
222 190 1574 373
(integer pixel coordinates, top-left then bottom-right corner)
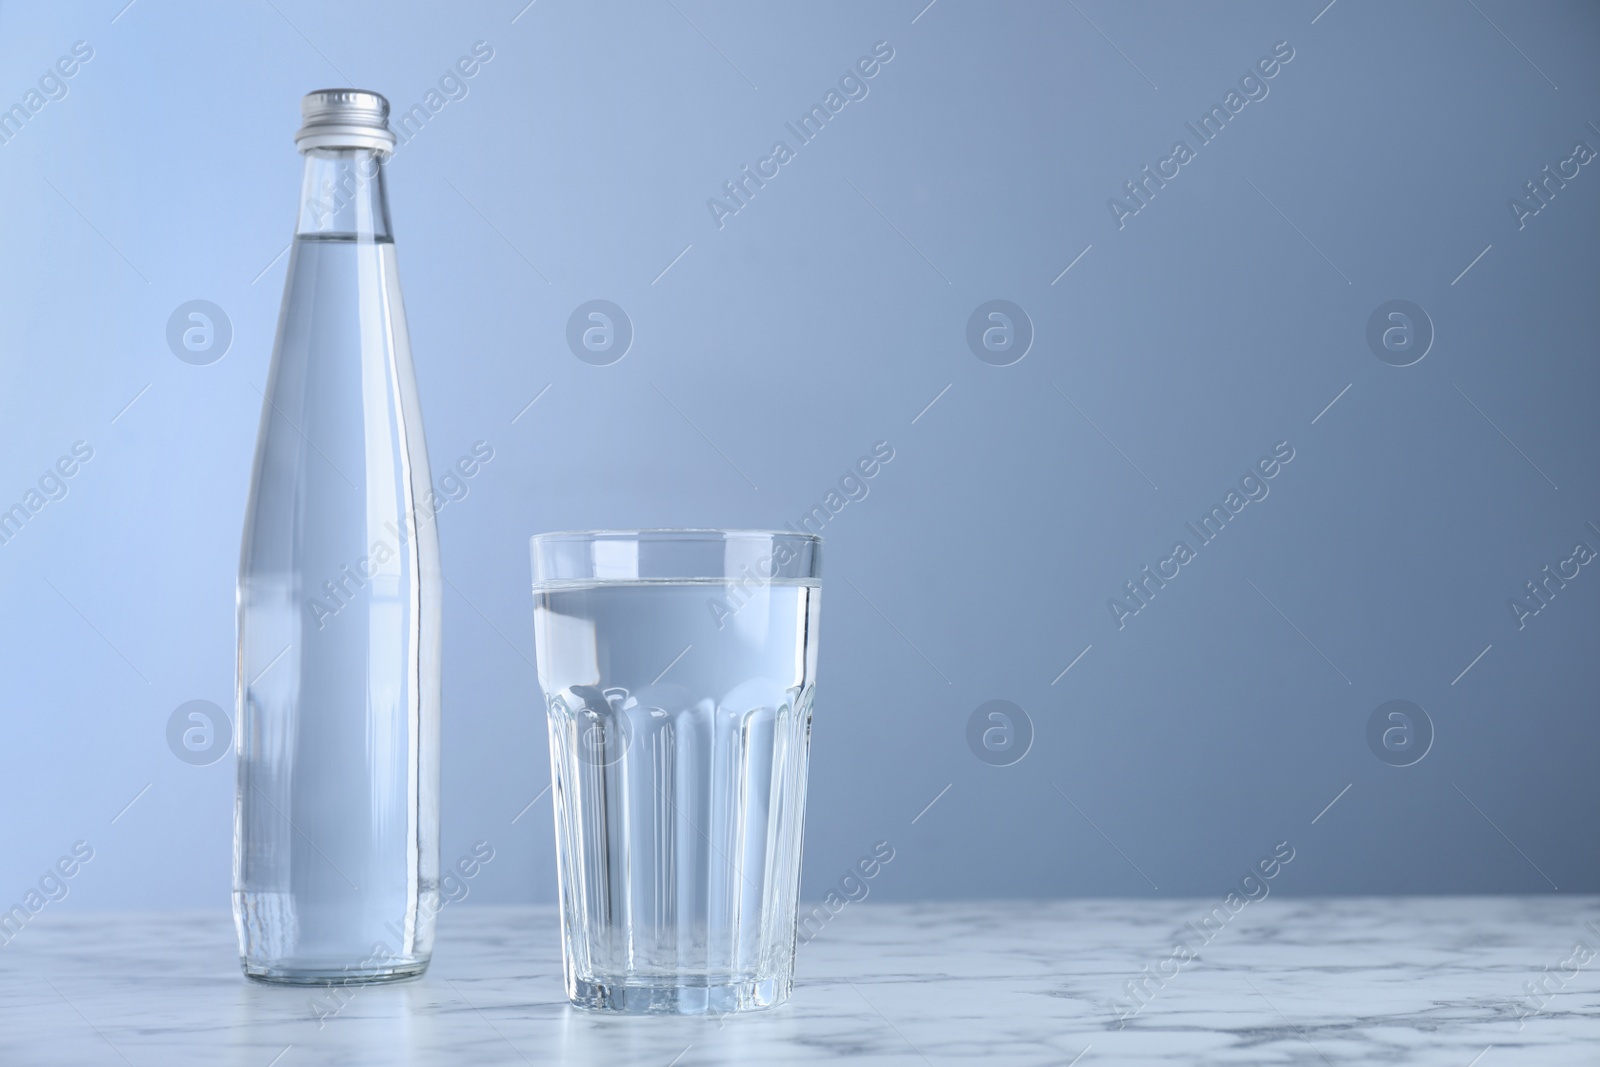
234 90 440 984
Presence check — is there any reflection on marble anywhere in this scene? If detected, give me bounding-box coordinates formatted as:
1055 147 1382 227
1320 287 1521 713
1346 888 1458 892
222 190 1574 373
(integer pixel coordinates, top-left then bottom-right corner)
0 898 1596 1064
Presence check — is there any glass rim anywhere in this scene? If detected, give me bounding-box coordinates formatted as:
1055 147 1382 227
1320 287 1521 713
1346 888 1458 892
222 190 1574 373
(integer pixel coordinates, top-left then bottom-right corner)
530 528 821 585
529 528 822 545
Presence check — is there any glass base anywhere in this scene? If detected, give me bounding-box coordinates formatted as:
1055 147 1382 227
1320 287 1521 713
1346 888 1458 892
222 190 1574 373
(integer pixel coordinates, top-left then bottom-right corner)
569 975 790 1015
242 957 429 986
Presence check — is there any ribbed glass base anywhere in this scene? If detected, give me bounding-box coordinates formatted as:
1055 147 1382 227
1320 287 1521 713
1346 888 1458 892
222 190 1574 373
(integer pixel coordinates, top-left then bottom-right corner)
569 975 789 1015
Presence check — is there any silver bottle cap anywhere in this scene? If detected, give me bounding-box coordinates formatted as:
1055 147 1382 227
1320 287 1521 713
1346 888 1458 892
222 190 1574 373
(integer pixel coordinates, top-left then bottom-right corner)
295 89 397 154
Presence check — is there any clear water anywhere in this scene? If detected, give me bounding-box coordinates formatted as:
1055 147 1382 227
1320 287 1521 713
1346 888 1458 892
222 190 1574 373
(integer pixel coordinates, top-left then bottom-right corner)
235 233 441 983
534 578 819 1013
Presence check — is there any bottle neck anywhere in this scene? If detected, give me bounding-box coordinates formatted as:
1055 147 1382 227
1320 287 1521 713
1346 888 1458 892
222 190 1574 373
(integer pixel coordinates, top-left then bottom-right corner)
296 147 392 241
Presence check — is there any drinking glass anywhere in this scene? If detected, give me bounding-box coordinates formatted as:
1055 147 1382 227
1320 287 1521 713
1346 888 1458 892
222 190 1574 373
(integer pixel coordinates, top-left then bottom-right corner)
530 530 821 1014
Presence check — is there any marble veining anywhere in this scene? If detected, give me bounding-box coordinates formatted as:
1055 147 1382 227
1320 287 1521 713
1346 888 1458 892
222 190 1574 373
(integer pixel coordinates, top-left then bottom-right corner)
0 897 1595 1064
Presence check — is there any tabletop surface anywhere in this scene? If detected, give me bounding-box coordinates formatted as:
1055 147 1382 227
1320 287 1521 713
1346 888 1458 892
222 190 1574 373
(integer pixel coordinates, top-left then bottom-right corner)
1 897 1594 1065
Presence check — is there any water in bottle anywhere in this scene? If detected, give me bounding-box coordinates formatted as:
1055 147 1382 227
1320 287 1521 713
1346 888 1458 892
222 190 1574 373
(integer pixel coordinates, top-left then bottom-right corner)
234 90 440 984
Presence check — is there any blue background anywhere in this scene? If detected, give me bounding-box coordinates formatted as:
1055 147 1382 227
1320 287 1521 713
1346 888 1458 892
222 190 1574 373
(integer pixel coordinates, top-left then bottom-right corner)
1 0 1596 912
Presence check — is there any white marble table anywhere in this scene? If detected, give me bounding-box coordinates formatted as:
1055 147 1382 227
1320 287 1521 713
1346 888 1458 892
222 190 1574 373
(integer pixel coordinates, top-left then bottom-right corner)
1 898 1595 1065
